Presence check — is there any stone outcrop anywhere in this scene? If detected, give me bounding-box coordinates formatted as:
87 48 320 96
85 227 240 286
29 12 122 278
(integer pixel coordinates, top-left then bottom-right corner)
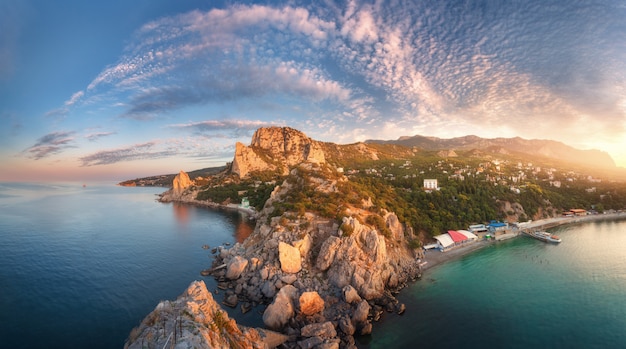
159 170 197 202
231 127 326 178
173 170 193 195
150 127 420 348
125 280 287 349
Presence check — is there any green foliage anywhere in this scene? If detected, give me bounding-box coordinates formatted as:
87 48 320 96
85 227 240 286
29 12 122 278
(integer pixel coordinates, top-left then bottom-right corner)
366 214 392 238
339 221 354 236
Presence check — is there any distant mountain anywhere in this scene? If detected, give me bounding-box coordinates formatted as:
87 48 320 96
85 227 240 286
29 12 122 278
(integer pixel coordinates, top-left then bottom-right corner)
367 135 617 169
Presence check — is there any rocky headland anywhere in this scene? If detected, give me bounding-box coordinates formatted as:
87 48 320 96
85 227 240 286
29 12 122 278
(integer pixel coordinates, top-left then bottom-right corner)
127 126 626 348
131 127 424 348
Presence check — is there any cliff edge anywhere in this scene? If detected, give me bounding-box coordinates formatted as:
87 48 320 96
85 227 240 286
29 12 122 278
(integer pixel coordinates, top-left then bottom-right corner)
125 280 287 349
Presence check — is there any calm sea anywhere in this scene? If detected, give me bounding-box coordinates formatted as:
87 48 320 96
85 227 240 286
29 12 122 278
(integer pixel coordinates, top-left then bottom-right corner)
362 218 626 349
0 182 255 349
3 183 625 349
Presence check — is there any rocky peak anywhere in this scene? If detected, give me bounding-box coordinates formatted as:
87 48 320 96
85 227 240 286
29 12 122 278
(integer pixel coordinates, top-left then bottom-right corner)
173 170 193 195
232 127 326 178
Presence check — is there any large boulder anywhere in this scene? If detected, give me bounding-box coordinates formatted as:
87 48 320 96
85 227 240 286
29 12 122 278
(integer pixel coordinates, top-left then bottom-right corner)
342 285 361 304
315 236 342 271
263 285 298 330
278 241 302 274
300 321 337 339
352 300 370 325
225 256 248 280
299 291 325 316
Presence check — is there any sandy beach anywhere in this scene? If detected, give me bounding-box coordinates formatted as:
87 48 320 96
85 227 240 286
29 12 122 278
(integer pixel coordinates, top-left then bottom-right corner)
420 211 626 272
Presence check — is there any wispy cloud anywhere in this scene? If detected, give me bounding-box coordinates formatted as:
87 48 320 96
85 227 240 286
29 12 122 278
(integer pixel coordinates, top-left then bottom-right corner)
51 1 625 159
84 131 116 142
23 131 76 160
168 119 273 137
79 141 177 166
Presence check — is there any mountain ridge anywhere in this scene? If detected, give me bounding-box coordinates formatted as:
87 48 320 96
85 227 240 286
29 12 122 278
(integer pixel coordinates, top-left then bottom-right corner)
366 134 616 169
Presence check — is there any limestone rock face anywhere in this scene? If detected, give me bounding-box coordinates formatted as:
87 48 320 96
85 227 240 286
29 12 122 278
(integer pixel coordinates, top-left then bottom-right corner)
263 285 298 330
278 241 302 274
231 127 326 178
299 291 325 316
125 280 287 349
173 170 192 195
226 256 249 280
231 142 276 178
315 236 341 271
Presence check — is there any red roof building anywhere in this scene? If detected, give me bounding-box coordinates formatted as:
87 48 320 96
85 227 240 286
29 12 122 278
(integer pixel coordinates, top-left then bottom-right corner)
447 230 468 243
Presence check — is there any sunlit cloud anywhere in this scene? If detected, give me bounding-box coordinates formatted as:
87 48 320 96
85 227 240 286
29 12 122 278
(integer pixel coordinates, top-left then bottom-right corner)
41 0 625 168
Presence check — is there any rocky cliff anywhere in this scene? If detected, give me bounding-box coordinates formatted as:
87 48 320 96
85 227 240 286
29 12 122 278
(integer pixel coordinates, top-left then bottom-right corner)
142 128 422 348
206 163 422 348
125 280 287 349
232 127 326 178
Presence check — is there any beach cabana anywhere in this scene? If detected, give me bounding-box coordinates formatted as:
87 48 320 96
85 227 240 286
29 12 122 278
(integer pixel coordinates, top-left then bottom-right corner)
457 230 478 241
447 230 468 244
433 234 455 251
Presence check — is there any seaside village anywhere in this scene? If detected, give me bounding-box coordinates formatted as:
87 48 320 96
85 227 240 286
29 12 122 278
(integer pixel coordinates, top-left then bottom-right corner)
344 158 604 253
232 156 606 253
423 207 592 252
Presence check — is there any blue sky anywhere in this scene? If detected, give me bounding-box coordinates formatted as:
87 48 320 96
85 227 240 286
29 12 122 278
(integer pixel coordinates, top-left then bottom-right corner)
1 0 625 182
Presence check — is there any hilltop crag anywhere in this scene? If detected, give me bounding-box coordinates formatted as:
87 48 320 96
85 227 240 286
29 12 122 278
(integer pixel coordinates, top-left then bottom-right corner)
147 127 423 348
231 127 326 178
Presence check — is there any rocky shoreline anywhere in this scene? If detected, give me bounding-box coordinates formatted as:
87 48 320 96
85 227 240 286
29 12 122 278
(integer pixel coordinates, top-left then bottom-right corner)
128 166 424 348
129 182 626 349
126 127 626 349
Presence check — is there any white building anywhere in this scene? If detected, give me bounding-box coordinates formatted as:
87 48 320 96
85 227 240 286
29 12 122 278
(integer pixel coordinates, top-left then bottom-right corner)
424 179 438 190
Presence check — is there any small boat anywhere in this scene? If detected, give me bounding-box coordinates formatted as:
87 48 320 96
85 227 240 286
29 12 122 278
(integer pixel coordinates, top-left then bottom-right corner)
527 231 562 243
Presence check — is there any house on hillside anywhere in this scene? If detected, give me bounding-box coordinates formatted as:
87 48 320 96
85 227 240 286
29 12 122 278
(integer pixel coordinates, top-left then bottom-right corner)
424 179 439 191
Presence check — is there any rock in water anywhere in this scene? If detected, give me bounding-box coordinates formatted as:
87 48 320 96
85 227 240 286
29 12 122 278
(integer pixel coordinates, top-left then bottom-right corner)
226 256 248 280
278 241 302 274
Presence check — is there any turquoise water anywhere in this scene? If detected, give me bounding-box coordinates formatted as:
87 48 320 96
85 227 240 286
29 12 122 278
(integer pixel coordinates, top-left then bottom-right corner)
363 219 626 349
0 182 254 349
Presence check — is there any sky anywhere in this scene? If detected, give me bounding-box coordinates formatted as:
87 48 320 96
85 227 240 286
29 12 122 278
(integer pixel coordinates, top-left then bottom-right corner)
1 0 625 182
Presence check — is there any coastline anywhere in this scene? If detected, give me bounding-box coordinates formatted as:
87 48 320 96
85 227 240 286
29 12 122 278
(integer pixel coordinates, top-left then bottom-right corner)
420 212 626 272
158 190 258 218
